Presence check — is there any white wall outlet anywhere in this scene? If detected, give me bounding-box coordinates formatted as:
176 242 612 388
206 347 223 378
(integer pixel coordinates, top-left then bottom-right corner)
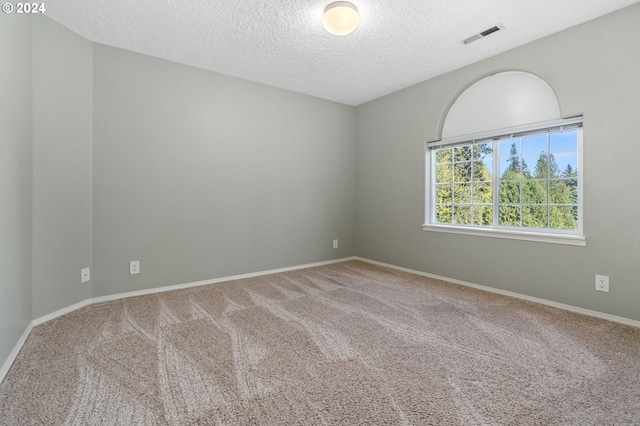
333 239 339 249
81 267 90 283
130 260 140 275
595 275 609 292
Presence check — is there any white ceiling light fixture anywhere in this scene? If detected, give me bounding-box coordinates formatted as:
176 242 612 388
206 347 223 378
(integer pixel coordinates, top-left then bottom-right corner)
322 2 360 36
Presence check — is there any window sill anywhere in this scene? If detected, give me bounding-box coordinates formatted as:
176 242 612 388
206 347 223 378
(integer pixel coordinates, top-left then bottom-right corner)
422 224 586 246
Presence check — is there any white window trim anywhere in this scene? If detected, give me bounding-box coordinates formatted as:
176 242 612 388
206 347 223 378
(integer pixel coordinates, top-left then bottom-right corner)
424 117 585 246
421 223 586 246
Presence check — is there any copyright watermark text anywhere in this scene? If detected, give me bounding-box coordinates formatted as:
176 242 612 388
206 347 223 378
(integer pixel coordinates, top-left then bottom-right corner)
3 3 46 13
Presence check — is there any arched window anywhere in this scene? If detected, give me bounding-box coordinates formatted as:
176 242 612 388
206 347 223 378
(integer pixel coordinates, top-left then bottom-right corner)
424 71 584 246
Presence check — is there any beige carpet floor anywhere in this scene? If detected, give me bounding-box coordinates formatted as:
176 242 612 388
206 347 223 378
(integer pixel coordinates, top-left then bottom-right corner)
1 260 639 425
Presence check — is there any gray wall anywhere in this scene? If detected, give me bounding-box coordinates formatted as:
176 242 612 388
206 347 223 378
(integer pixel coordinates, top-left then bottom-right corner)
31 17 93 318
355 4 640 321
0 15 32 363
92 45 356 297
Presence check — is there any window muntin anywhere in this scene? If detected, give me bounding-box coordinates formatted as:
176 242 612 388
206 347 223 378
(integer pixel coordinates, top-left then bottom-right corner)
429 119 582 237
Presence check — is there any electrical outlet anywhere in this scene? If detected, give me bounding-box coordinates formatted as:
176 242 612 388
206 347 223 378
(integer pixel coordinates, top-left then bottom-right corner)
333 239 339 249
81 267 90 283
595 275 609 293
130 260 140 275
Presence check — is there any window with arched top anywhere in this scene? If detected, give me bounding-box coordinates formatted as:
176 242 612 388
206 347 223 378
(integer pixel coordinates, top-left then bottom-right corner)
424 71 584 246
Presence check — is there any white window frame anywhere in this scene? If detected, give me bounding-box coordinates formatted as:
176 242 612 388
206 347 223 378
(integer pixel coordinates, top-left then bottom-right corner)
423 117 585 246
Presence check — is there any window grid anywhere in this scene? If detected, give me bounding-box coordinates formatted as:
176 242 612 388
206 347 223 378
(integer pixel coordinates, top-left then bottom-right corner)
431 126 581 234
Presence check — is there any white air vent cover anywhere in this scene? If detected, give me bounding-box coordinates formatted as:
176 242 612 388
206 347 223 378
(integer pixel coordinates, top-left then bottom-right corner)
463 24 505 44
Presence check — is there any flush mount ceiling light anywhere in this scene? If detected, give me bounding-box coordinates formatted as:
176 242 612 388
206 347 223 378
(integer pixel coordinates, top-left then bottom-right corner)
322 2 360 36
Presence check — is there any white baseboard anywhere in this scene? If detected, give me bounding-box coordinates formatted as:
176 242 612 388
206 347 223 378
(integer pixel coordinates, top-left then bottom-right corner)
32 298 94 327
92 257 358 305
0 323 33 384
355 257 640 329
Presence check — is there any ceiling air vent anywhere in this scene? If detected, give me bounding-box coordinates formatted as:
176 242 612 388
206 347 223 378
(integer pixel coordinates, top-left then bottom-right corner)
462 24 505 45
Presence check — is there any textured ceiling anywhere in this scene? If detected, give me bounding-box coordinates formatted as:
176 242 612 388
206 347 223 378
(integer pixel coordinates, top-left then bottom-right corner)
45 0 639 106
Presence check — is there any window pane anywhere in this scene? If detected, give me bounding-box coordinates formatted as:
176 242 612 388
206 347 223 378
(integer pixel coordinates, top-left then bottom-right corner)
523 206 548 228
499 139 519 157
550 206 578 230
553 151 578 177
436 163 452 183
499 206 521 226
522 154 540 177
522 134 547 154
453 162 472 183
473 183 492 203
436 184 452 203
549 153 562 178
499 157 521 179
473 160 492 181
453 183 472 203
435 148 452 163
436 205 452 224
568 178 578 204
454 146 472 162
550 129 577 151
473 205 492 226
522 180 547 204
549 179 575 205
453 205 472 225
499 181 521 204
473 143 493 158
